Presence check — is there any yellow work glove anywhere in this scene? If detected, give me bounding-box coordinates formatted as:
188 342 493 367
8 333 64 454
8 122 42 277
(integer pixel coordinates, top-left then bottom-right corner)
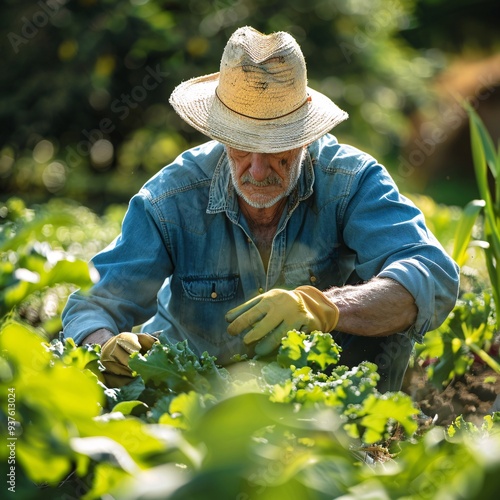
226 286 339 356
100 332 158 387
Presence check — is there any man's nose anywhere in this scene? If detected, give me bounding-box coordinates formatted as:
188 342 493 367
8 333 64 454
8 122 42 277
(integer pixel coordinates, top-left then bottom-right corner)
248 153 272 182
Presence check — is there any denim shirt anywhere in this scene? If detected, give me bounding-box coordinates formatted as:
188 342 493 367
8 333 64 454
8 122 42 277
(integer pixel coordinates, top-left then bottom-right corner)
62 134 460 364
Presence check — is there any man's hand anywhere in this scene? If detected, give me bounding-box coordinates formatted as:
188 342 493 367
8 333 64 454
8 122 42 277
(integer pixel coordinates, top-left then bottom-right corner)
100 332 157 387
226 286 339 356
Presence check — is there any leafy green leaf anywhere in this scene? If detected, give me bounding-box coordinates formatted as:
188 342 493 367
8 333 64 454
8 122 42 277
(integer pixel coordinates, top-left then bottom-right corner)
261 361 293 385
82 463 132 500
360 393 418 443
305 331 342 369
466 103 499 180
277 330 310 368
159 391 214 430
1 256 94 315
277 330 341 370
452 199 486 266
112 400 149 416
129 342 211 393
187 392 294 468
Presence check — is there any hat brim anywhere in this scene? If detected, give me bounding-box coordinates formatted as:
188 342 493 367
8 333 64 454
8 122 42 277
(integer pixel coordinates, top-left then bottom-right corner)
169 73 348 153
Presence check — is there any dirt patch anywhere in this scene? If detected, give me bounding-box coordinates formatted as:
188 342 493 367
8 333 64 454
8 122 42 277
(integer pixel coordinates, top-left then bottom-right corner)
402 360 500 427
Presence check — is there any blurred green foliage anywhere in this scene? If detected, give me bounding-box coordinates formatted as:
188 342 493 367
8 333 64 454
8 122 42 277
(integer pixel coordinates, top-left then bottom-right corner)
1 0 498 209
417 291 500 387
0 197 125 337
1 312 499 499
453 105 500 328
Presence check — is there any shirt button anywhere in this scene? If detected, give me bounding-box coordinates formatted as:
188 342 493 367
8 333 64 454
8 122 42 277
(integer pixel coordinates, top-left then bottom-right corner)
211 292 218 299
258 287 264 294
310 275 317 283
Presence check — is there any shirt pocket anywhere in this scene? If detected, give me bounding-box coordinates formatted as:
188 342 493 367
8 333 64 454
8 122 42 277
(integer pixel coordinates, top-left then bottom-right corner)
181 275 240 302
179 274 240 346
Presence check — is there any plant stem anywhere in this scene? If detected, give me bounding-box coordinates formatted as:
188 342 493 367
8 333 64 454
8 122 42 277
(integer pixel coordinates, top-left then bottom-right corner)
467 340 500 374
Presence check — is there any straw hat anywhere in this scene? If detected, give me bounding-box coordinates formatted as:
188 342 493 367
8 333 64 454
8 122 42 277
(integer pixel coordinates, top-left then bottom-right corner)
169 26 348 153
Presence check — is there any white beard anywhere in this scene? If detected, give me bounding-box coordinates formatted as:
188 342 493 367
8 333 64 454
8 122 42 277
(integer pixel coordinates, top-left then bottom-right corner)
227 148 305 209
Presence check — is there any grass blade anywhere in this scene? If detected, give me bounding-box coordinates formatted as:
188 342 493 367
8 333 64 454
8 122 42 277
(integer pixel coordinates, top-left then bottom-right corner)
466 103 498 180
452 199 486 266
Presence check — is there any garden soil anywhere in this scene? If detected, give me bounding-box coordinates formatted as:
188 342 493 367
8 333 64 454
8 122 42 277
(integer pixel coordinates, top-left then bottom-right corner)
402 360 500 427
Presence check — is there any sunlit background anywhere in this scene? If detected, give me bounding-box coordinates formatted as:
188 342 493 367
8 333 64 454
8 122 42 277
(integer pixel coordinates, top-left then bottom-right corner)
1 6 500 497
1 0 499 210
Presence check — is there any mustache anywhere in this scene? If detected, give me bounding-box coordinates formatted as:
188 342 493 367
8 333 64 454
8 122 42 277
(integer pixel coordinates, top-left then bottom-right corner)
240 173 282 187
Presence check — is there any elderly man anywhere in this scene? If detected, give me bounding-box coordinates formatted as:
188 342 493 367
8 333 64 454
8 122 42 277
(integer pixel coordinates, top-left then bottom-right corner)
62 26 459 391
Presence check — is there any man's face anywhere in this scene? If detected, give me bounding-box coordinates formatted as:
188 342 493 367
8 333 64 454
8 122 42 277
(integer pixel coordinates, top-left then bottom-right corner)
226 146 305 209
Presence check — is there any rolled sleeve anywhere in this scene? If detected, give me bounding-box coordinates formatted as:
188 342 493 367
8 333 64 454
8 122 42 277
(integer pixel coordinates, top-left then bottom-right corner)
379 253 459 342
340 154 460 342
62 296 120 345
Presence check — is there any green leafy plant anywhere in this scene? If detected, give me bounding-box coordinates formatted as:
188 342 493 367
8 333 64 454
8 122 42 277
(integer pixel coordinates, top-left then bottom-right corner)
0 321 159 491
452 104 500 328
0 198 124 336
406 193 462 257
417 292 500 387
266 331 418 444
2 193 500 499
2 322 500 500
104 329 418 445
447 412 500 439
